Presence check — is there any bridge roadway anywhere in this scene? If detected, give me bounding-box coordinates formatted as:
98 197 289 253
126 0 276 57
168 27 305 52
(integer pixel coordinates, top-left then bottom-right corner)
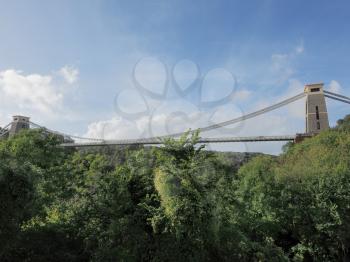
59 135 309 147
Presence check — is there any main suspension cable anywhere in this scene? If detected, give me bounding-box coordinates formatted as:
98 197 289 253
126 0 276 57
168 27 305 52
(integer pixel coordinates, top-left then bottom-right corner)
29 92 306 143
324 90 350 102
0 123 12 138
325 94 350 105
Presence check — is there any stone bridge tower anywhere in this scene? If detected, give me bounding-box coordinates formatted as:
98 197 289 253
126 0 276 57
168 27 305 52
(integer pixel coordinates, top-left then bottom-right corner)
305 83 329 134
9 115 30 136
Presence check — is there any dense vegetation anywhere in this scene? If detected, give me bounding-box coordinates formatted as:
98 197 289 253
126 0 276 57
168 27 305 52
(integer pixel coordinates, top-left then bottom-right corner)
1 115 350 261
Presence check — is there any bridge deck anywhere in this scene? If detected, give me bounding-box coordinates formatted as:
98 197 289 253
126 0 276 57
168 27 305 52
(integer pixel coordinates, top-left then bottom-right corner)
60 135 300 147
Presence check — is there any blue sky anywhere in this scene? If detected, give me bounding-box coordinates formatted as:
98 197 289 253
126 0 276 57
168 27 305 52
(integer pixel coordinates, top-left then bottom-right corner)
1 0 349 153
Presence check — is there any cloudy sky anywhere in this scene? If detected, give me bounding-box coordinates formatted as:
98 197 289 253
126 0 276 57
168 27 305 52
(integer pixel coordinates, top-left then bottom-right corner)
1 0 349 154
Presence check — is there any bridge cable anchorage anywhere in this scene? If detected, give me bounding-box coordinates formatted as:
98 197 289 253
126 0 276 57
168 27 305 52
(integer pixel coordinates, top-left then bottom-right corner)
324 90 350 102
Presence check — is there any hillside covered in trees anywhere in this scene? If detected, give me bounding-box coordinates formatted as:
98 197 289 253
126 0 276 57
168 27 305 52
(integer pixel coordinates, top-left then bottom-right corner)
1 115 350 261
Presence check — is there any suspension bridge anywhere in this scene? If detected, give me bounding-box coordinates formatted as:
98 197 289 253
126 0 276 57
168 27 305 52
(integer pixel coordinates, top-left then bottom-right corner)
0 83 349 147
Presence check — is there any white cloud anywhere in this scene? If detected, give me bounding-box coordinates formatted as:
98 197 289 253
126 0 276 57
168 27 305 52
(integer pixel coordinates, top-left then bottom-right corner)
85 117 142 140
295 42 304 54
85 99 202 139
82 47 310 155
84 106 294 155
59 65 79 84
83 90 303 155
328 80 342 93
0 66 82 129
270 54 295 84
81 43 310 155
0 69 63 114
268 42 305 86
134 57 167 96
232 89 251 101
201 68 236 103
173 59 199 90
282 79 305 119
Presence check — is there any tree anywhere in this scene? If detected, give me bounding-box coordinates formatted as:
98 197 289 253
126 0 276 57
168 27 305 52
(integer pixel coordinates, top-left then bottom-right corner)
0 161 37 257
233 128 350 261
275 130 350 261
2 120 350 261
150 131 222 261
233 155 288 261
335 114 350 132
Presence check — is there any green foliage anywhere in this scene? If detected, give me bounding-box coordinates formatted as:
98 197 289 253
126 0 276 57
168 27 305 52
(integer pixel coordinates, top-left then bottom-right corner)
1 116 350 261
152 131 221 260
274 130 350 261
234 123 350 261
0 161 37 256
0 129 73 260
335 114 350 132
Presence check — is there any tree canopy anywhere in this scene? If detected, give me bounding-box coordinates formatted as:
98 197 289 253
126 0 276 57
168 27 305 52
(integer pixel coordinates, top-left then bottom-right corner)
1 116 350 261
